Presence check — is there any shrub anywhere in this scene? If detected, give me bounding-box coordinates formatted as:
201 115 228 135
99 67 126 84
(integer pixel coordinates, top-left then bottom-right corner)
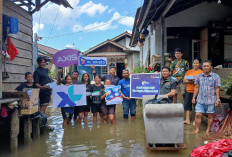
222 72 232 96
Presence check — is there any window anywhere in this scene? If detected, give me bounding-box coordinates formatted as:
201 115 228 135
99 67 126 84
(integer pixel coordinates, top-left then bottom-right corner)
101 66 108 75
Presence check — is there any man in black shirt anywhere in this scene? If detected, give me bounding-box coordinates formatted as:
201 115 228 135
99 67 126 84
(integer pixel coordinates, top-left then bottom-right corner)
159 66 177 102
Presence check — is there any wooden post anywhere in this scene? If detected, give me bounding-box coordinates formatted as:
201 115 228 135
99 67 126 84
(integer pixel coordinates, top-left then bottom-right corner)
32 117 40 140
24 116 32 144
10 107 19 152
0 0 3 99
161 16 165 68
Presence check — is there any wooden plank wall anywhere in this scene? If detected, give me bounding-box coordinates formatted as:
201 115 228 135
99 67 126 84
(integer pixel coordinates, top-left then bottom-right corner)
94 44 124 53
2 0 33 91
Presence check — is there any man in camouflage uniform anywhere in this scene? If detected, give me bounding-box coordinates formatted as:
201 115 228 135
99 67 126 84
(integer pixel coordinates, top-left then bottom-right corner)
170 48 190 103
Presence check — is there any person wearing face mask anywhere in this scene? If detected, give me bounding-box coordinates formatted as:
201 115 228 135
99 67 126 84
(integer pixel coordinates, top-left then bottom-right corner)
192 60 221 134
34 57 53 114
183 59 203 125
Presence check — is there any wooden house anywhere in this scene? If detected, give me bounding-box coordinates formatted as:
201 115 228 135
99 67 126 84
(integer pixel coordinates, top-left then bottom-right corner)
0 0 71 94
0 0 72 151
83 31 140 78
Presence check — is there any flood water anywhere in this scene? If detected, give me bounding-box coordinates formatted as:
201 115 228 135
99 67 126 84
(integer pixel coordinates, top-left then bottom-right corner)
2 105 209 157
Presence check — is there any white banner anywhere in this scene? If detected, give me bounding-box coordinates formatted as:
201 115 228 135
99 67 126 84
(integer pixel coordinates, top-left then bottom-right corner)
52 85 86 108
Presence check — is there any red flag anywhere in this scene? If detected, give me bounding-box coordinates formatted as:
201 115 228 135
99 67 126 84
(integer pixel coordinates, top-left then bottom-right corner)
7 37 19 61
148 64 152 71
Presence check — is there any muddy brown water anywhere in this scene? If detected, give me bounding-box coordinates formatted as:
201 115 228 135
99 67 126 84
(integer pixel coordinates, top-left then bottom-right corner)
1 105 209 157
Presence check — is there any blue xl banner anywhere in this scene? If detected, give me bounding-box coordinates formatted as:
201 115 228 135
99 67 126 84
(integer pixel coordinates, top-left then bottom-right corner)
79 57 107 66
130 73 160 98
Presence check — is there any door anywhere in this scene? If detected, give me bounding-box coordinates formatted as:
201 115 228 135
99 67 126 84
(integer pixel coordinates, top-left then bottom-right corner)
192 40 200 64
116 63 125 79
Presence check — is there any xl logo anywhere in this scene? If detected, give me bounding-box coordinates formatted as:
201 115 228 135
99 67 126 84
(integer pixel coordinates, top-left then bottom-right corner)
57 54 78 63
57 86 82 107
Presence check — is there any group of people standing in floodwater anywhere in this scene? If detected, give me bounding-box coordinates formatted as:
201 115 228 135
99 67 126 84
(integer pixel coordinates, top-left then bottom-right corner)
15 47 221 134
56 65 136 128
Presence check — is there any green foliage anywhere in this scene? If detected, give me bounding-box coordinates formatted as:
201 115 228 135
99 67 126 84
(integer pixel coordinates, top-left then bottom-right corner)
49 70 57 79
133 62 149 73
136 99 143 107
222 72 232 96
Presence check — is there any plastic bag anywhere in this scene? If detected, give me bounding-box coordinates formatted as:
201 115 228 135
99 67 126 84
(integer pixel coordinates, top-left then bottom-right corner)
145 95 172 105
190 139 232 157
210 114 224 132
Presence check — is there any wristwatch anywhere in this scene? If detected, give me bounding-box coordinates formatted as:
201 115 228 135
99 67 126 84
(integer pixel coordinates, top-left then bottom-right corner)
217 99 221 102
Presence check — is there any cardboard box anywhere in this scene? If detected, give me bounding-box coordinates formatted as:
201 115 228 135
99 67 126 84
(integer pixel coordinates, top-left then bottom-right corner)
3 89 40 115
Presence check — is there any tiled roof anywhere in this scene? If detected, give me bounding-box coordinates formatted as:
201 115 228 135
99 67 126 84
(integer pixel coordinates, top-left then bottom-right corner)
38 44 59 55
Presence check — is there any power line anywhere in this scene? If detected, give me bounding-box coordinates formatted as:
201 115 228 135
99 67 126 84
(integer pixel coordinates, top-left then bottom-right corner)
44 6 60 44
41 11 136 39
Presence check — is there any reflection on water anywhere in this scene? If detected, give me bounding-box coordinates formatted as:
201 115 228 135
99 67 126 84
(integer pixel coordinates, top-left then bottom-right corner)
1 105 208 157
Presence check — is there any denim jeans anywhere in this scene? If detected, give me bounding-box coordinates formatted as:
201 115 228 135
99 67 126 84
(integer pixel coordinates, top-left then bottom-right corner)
122 100 136 119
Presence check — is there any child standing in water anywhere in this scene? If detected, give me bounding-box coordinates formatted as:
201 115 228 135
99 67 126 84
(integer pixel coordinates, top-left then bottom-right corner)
90 75 104 123
100 79 116 124
61 75 74 128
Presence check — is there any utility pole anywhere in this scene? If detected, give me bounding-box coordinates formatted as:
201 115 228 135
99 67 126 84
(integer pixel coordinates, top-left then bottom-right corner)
33 33 42 72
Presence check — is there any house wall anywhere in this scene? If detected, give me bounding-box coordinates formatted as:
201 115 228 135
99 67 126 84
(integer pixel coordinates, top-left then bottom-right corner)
140 24 161 66
165 2 232 27
127 55 133 72
93 43 124 53
132 52 140 69
126 52 139 73
2 0 33 91
117 38 126 47
142 35 149 66
126 37 140 51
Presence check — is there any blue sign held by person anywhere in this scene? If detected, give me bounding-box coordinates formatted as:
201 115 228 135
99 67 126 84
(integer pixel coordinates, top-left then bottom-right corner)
130 73 160 98
80 57 107 66
105 85 123 105
53 85 87 108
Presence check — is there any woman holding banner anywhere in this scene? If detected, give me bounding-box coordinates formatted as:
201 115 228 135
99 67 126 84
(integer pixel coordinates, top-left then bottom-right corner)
76 73 91 123
90 75 104 123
